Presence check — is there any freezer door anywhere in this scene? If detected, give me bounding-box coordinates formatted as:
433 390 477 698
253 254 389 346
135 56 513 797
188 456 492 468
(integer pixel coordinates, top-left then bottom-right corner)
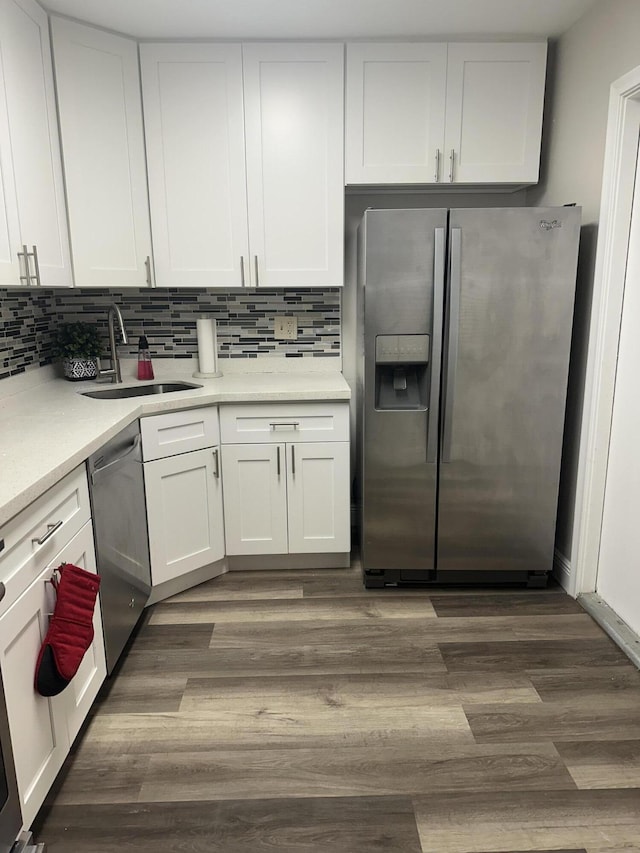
437 207 581 574
360 208 447 573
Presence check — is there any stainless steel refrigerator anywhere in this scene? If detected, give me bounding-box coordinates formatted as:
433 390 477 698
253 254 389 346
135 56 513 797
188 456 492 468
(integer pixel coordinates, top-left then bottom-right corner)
357 207 581 588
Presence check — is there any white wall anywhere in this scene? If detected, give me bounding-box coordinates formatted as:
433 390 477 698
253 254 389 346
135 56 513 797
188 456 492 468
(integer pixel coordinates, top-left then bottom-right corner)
527 0 640 566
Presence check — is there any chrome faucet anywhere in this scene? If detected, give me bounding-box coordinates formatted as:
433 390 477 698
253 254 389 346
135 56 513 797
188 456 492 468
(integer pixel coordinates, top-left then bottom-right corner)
97 303 128 384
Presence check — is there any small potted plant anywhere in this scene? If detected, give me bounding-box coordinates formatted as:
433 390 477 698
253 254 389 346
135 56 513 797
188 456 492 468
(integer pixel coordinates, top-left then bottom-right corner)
53 322 103 381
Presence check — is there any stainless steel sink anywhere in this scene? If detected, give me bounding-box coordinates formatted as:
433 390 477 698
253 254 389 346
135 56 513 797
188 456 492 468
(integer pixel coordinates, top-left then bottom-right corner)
82 381 202 400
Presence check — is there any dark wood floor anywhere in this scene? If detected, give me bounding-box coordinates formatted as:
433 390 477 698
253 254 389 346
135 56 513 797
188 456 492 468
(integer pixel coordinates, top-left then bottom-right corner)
33 560 640 852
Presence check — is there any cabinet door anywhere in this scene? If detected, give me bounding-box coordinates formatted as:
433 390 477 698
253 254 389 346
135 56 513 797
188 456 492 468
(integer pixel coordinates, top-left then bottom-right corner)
243 43 344 288
57 522 107 745
221 443 288 555
51 18 152 287
444 42 547 184
345 43 447 184
286 442 350 554
140 43 249 288
0 568 68 829
144 447 225 586
0 0 72 286
0 68 20 287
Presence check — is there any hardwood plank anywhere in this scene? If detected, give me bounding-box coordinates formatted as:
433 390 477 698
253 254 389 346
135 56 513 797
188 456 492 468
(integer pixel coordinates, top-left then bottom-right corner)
138 743 575 803
93 675 187 714
413 789 640 853
75 702 473 755
430 592 584 617
43 754 150 806
529 667 640 703
556 740 640 788
207 614 601 648
439 638 630 672
148 595 438 625
128 623 215 650
34 796 423 852
165 578 304 603
180 671 541 712
115 640 447 679
464 702 640 743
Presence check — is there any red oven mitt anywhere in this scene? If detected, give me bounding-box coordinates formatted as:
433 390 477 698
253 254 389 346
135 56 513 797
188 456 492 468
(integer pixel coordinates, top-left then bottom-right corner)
34 563 101 697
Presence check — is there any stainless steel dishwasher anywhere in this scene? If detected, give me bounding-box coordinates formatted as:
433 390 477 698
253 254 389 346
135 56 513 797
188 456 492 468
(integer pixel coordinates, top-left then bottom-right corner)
87 420 151 673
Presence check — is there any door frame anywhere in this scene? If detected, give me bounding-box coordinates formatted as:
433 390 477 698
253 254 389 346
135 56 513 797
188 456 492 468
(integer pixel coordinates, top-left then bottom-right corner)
573 65 640 597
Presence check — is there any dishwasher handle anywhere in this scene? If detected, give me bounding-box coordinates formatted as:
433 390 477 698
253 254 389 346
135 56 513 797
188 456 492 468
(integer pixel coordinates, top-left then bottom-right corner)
91 435 141 485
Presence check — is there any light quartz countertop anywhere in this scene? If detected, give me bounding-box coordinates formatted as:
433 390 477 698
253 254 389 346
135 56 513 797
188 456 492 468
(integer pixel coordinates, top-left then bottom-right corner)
0 360 351 528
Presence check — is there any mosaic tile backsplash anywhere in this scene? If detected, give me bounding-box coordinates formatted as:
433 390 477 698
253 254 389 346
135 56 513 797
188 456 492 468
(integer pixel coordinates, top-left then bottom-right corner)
0 289 57 380
0 287 341 380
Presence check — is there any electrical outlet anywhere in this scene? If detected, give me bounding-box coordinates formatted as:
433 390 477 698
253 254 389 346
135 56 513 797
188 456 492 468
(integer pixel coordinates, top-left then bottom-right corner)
274 315 298 340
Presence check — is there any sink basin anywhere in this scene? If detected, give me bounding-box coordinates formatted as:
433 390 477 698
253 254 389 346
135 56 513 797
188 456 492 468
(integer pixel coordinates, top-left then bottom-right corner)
82 381 202 400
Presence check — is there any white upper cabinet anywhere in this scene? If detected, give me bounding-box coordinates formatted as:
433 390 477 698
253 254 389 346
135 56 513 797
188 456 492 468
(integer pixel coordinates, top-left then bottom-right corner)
141 42 344 288
346 41 547 186
444 42 547 184
140 43 248 289
345 43 447 185
242 43 344 288
0 0 72 287
51 18 153 287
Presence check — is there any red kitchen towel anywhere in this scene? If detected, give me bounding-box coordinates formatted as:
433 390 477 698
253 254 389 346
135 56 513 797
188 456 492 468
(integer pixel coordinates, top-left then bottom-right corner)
34 563 101 697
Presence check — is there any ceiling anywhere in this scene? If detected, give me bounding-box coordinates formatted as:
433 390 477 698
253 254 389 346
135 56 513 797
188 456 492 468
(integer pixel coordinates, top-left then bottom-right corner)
40 0 600 40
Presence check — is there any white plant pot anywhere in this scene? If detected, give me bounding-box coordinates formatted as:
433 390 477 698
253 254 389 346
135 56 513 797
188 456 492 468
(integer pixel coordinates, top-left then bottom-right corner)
62 357 98 381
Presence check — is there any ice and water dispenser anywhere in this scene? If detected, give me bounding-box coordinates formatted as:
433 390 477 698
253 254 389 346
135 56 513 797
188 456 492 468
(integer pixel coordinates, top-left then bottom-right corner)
375 334 430 410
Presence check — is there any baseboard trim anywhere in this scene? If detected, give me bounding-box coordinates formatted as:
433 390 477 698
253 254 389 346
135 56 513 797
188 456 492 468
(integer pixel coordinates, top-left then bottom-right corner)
553 548 572 592
579 593 640 670
227 553 351 571
145 558 227 606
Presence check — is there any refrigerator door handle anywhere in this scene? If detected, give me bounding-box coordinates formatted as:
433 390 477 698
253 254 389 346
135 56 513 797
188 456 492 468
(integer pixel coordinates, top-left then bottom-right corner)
442 226 461 463
426 227 446 463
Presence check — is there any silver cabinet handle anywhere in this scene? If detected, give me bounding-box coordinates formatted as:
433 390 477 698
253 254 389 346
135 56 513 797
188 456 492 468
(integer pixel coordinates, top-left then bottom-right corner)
427 227 445 464
145 255 153 287
449 149 455 182
32 520 63 546
240 256 246 287
442 227 461 463
254 255 259 288
18 245 30 285
213 448 220 478
291 444 296 476
276 445 281 477
269 422 299 430
31 244 41 286
434 149 440 182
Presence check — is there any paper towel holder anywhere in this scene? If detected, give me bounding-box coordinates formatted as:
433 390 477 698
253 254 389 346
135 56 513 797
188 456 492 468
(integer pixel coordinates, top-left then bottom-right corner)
193 315 223 379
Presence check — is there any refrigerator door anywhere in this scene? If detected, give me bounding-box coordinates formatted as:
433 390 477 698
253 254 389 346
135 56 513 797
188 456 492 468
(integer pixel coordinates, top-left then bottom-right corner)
438 207 581 575
360 208 447 576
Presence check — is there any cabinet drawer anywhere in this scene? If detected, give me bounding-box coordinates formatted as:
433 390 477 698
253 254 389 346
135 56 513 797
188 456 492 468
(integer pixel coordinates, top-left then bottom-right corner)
141 406 220 461
0 466 90 617
220 402 349 444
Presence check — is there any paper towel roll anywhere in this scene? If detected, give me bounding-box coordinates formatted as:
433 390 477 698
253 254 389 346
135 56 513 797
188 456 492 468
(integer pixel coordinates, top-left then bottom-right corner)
193 316 222 378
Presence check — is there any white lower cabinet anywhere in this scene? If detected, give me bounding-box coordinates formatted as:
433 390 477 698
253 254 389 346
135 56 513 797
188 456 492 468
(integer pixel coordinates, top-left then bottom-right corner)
221 443 288 556
286 442 350 554
144 446 225 585
222 441 350 556
0 521 106 829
